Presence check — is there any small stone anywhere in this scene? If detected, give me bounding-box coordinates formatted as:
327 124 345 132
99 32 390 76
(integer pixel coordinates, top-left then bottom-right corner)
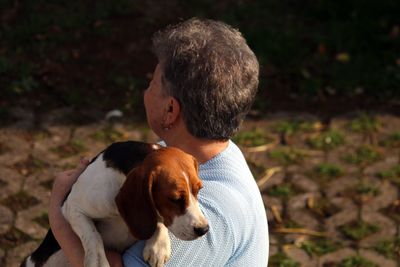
5 241 38 267
359 249 397 267
360 212 397 247
325 176 359 198
284 246 318 266
291 174 320 192
362 179 398 212
319 248 357 266
324 206 358 239
268 245 279 257
289 210 320 231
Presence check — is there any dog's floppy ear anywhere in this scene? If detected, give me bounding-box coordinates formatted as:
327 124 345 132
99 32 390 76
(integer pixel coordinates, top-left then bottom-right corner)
115 166 158 240
192 156 199 175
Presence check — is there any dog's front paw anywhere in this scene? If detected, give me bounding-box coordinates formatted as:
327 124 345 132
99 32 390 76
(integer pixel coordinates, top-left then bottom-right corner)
143 237 171 267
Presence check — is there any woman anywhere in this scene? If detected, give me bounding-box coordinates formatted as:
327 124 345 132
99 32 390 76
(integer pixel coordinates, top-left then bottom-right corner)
50 18 269 266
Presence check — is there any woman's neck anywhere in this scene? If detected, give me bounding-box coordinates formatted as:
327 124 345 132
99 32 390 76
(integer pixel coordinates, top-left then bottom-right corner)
166 136 229 164
159 119 229 163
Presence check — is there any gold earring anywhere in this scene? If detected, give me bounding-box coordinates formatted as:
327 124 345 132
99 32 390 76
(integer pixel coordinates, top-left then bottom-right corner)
161 122 173 130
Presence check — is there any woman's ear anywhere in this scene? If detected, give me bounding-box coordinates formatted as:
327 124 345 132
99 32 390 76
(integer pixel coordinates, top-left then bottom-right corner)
163 97 180 126
115 166 158 240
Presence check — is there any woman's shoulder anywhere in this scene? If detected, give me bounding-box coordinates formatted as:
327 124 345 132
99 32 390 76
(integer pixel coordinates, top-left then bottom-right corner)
200 140 250 175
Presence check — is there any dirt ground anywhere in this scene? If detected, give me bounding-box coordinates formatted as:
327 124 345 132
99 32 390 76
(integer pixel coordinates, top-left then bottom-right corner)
0 109 399 267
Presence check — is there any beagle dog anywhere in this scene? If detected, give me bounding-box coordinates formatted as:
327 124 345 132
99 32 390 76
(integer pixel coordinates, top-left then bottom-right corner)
21 141 209 267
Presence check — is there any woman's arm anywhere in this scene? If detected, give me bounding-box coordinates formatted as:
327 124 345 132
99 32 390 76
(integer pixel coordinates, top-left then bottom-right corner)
48 159 123 267
48 160 88 267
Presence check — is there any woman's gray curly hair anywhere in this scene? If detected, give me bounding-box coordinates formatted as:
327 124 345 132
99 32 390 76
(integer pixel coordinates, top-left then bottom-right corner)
152 18 259 140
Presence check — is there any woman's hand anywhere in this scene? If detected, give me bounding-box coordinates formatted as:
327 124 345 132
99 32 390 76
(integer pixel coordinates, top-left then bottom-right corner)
51 158 89 204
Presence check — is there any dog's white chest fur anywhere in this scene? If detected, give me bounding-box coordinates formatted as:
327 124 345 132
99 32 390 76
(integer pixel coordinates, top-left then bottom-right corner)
63 153 125 219
61 153 135 259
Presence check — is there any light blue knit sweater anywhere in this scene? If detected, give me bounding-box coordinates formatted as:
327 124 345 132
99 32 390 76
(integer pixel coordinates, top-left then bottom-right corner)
123 140 269 266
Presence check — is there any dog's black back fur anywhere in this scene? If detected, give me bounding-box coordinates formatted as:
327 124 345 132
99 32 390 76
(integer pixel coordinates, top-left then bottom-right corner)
103 141 159 175
20 229 60 267
21 141 159 267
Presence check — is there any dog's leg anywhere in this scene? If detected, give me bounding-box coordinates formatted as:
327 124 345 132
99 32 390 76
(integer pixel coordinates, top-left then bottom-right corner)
143 222 171 267
21 229 62 267
63 203 110 267
42 250 69 267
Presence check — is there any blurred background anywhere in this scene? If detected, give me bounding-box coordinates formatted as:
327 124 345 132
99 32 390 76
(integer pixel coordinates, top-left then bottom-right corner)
0 0 399 124
0 1 400 267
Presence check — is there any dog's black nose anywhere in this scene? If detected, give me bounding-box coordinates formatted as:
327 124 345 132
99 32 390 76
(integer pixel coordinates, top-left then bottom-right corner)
194 225 209 236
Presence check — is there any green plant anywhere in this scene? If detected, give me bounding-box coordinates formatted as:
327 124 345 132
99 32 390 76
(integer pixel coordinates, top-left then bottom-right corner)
300 238 339 256
307 130 344 151
31 157 48 170
233 127 273 147
313 163 343 179
71 139 86 151
219 0 400 99
274 120 314 135
339 256 377 267
269 148 306 165
91 126 124 143
350 183 380 204
268 184 294 198
1 0 400 118
349 113 380 133
355 183 380 196
374 238 400 258
52 139 87 158
380 132 400 148
343 146 381 165
349 113 380 144
377 165 400 185
268 252 300 267
274 120 316 145
340 221 379 241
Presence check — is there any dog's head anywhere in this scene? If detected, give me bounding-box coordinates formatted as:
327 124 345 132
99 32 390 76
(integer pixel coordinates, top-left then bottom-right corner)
115 147 209 240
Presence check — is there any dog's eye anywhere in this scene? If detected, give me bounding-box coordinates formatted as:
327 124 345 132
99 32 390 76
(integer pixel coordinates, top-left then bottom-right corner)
169 196 185 205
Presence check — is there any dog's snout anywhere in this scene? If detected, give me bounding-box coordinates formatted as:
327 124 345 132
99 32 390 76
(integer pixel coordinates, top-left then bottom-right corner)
194 225 209 237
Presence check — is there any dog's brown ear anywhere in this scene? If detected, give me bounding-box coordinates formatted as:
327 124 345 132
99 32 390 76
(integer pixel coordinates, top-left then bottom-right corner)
115 166 158 240
192 156 199 175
